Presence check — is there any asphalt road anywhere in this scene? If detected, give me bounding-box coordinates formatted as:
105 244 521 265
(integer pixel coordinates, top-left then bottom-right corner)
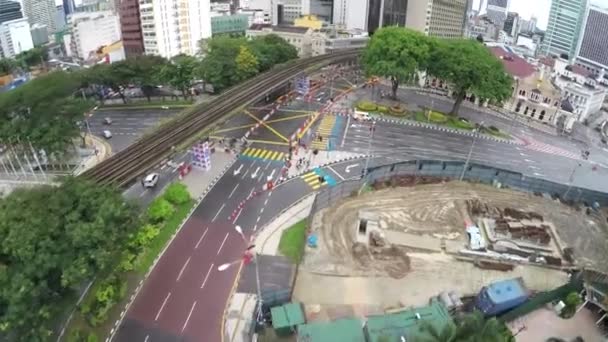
87 109 181 153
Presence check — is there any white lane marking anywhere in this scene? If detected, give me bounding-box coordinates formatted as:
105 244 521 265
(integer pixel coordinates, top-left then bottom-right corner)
264 198 269 205
212 203 225 222
228 183 239 198
176 256 191 282
139 189 149 198
519 153 528 157
217 233 229 255
233 164 243 175
232 208 243 224
327 165 345 181
144 335 150 342
242 161 256 179
524 159 535 163
256 216 261 223
251 166 261 179
249 187 255 197
268 191 272 198
200 263 214 289
253 224 258 231
260 207 264 214
341 115 351 147
533 172 545 177
264 160 272 170
181 301 197 333
155 292 171 321
195 227 209 249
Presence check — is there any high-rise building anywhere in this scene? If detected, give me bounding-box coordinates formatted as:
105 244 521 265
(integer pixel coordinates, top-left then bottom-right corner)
118 0 143 57
575 5 608 73
22 0 57 33
485 0 509 26
62 0 75 16
302 0 333 23
67 11 120 59
333 0 367 30
407 0 467 39
540 0 588 60
366 0 408 33
503 11 518 36
0 0 22 25
0 17 34 57
140 0 211 58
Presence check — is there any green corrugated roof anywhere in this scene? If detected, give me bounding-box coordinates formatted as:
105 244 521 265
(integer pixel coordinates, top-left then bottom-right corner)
365 300 453 342
297 318 366 342
271 302 306 329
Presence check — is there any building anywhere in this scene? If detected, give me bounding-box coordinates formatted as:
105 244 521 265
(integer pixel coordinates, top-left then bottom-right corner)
139 0 211 58
333 0 367 31
118 0 143 57
304 0 333 23
503 11 518 37
365 300 453 340
407 0 468 39
540 0 588 60
238 8 270 26
294 14 323 29
93 40 125 64
466 15 499 41
0 0 23 25
475 278 529 316
0 17 34 58
30 23 48 45
22 0 57 33
311 27 368 56
575 5 608 75
366 0 408 33
211 14 249 36
485 0 509 26
273 0 304 25
491 46 563 125
67 11 120 59
246 24 312 57
55 5 66 30
62 0 75 16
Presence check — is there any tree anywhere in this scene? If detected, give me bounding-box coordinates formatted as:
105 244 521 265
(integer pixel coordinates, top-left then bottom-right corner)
163 183 191 205
0 178 140 340
235 46 259 81
15 47 48 70
198 36 245 92
421 312 513 342
147 197 175 223
0 71 93 155
159 54 199 100
363 27 433 99
248 34 298 72
427 39 513 116
130 55 168 102
0 59 16 75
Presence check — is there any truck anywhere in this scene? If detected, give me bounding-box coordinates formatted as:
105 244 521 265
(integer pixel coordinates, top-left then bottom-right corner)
474 277 529 316
563 117 576 134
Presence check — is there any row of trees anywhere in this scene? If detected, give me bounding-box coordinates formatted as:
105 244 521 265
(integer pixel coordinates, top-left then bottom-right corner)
0 34 297 156
0 47 49 75
363 27 513 116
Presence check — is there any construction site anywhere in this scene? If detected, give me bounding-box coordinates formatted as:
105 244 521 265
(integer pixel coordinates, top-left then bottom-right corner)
293 179 608 316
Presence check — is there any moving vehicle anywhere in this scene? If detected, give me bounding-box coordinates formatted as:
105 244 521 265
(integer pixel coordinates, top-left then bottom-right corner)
354 110 371 121
563 117 575 134
102 130 112 139
142 173 159 188
103 117 112 125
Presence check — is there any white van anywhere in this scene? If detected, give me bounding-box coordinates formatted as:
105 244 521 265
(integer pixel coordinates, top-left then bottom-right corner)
354 110 371 122
142 173 159 188
102 130 112 139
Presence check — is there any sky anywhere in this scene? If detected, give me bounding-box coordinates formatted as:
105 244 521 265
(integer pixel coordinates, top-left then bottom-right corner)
473 0 608 30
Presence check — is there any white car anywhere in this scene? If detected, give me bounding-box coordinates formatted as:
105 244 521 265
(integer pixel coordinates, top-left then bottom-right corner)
102 130 112 139
142 173 159 188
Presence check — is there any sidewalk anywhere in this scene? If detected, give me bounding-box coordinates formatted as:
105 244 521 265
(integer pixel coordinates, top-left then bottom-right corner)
180 150 237 199
223 195 315 342
73 134 112 175
287 147 363 178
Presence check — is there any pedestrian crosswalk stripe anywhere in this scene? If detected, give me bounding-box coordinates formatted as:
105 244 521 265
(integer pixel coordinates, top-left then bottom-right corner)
260 150 270 159
269 151 278 160
301 171 326 190
253 149 264 158
241 148 285 162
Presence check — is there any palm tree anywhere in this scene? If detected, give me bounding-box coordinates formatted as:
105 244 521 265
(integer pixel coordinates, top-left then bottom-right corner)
421 311 513 342
419 321 458 342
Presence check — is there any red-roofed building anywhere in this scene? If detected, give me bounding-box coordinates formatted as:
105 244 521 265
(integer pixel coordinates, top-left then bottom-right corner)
489 46 536 79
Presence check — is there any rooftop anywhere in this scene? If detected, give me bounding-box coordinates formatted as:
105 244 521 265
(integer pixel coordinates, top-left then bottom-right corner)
297 318 365 342
484 278 528 304
271 302 306 329
365 300 453 342
490 46 536 79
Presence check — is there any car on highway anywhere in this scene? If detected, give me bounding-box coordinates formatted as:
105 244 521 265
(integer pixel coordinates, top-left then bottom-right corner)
103 117 112 125
102 130 112 139
142 173 159 188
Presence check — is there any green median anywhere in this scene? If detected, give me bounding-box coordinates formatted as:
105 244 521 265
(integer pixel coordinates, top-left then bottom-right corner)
278 219 308 264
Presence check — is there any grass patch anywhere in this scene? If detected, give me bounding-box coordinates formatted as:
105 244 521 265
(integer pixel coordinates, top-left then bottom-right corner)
446 117 475 130
414 110 448 123
356 100 377 112
278 219 308 264
136 199 195 274
482 127 511 140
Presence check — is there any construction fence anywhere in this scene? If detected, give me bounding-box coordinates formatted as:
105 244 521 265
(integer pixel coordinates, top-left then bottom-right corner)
310 159 608 221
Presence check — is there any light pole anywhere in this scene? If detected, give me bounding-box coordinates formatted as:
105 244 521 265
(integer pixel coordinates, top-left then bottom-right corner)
459 122 484 181
218 225 264 324
362 121 376 178
563 162 582 199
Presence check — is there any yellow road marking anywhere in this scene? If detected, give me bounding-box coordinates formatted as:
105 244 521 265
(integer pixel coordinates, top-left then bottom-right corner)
243 147 253 156
253 149 264 158
244 110 290 142
268 151 278 160
244 139 290 146
261 150 271 159
297 112 321 139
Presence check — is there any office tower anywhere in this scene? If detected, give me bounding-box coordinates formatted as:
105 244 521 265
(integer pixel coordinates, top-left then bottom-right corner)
503 11 518 36
367 0 408 33
63 0 75 16
140 0 211 58
575 5 608 73
22 0 57 32
333 0 367 30
407 0 467 39
541 0 588 59
0 0 22 25
118 0 143 57
485 0 508 26
0 18 34 57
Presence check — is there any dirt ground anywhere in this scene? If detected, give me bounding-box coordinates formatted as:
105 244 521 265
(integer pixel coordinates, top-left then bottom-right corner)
294 182 608 308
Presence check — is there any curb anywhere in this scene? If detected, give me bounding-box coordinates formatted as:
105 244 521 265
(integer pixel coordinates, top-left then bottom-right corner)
106 156 238 342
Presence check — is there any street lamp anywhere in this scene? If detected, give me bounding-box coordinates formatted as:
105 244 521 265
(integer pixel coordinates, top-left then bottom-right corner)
563 161 582 199
459 121 484 181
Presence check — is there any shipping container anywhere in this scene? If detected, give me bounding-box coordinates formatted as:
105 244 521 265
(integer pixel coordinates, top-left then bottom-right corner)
474 277 529 316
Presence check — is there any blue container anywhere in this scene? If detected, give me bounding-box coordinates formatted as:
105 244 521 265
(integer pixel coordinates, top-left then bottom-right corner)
475 278 529 316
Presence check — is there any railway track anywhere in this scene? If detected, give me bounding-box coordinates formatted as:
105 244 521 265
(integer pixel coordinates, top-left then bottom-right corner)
81 49 361 187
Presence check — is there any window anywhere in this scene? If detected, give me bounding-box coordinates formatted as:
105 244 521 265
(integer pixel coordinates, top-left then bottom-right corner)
539 110 546 121
531 108 536 118
524 106 529 115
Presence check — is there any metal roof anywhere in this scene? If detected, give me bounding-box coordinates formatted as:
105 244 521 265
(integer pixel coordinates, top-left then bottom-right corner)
297 318 365 342
271 302 305 329
485 278 528 304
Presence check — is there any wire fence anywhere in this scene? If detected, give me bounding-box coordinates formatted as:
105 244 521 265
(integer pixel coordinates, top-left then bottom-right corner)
310 159 608 222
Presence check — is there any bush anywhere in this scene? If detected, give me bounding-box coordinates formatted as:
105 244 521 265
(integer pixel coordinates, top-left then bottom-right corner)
148 198 175 223
389 105 407 116
489 125 499 132
428 111 448 123
356 101 377 111
377 105 389 113
83 274 127 326
87 333 99 342
164 182 191 205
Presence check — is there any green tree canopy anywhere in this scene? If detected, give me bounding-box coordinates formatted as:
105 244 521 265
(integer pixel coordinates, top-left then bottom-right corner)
235 45 259 81
15 47 48 70
0 71 93 154
0 59 16 76
159 54 200 99
363 27 433 98
0 178 140 340
427 39 513 115
198 36 246 92
248 34 298 72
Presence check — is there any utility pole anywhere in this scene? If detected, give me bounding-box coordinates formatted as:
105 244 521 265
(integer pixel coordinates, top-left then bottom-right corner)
460 122 483 181
563 162 582 199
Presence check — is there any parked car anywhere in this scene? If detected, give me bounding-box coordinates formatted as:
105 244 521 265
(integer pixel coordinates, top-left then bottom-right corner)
142 173 159 188
102 130 112 139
